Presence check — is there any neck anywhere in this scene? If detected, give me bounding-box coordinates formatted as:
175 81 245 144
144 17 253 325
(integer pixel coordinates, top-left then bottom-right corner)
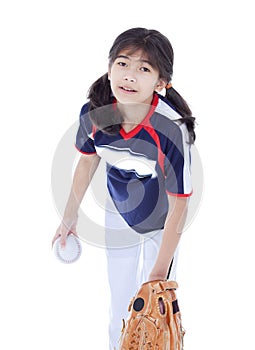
118 102 151 125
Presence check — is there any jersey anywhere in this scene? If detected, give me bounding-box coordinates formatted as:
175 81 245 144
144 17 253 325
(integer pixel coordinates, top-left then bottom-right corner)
75 93 192 234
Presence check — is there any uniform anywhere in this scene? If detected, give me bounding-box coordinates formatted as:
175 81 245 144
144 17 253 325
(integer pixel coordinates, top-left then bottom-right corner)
75 93 192 349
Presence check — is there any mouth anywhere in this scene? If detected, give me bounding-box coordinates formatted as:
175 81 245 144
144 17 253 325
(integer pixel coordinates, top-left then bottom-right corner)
120 86 137 93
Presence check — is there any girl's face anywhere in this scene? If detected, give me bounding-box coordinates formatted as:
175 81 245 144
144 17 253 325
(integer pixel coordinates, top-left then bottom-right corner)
108 49 166 105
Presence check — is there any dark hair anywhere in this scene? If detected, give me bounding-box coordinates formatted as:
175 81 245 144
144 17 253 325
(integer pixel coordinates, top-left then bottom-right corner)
88 27 196 143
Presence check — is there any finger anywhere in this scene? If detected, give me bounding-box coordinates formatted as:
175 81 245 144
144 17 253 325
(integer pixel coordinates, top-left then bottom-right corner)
52 232 61 248
60 237 66 249
52 224 68 248
69 230 78 238
60 230 69 249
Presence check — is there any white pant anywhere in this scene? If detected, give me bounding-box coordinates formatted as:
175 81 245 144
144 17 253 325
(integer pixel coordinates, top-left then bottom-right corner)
104 197 178 350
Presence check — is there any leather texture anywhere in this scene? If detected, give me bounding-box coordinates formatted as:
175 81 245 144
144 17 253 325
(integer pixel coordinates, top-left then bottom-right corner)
119 280 185 350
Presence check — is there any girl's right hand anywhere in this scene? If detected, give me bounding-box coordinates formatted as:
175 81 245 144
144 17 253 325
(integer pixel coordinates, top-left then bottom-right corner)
52 220 78 249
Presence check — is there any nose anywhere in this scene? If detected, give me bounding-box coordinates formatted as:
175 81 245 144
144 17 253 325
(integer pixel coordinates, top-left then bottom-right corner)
123 69 136 83
123 75 136 83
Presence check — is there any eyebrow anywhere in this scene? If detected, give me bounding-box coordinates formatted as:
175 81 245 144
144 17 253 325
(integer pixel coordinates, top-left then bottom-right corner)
115 55 153 66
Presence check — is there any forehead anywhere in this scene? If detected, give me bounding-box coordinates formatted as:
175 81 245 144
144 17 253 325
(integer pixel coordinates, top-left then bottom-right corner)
116 48 150 61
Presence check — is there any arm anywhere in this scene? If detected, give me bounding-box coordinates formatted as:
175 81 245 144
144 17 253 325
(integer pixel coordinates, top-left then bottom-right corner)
52 153 101 247
148 195 189 281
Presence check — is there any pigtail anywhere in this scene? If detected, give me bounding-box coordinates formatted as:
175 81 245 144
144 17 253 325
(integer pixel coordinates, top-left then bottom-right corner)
165 87 196 144
87 73 112 109
87 73 123 134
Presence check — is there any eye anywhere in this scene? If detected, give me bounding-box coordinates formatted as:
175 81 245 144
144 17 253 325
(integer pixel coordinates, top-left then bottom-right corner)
117 61 127 67
140 66 151 72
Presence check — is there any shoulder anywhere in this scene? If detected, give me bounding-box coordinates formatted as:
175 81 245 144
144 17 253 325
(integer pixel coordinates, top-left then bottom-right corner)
154 94 181 124
77 101 94 135
152 94 188 141
79 101 90 118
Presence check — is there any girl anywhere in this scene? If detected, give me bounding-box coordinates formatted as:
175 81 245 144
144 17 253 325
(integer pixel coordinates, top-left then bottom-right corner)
52 27 195 349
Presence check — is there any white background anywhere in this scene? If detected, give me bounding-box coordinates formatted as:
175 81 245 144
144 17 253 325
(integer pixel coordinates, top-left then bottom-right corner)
1 0 254 349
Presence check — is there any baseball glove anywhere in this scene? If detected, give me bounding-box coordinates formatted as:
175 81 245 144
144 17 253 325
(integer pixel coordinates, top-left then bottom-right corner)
119 280 185 350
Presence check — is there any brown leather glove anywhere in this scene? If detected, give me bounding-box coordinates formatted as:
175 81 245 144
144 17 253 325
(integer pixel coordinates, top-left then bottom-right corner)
119 280 185 350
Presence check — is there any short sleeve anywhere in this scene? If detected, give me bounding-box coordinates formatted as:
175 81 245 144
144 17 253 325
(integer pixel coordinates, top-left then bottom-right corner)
75 103 97 154
164 123 192 197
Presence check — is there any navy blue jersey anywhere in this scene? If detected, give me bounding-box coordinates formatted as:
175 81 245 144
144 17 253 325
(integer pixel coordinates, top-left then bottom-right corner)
75 93 192 233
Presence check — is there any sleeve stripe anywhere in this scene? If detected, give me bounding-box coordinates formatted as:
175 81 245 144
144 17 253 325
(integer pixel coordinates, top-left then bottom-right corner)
74 143 97 155
166 190 193 197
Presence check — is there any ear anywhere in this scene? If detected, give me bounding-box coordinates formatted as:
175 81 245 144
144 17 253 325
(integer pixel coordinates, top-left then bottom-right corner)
155 79 167 92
